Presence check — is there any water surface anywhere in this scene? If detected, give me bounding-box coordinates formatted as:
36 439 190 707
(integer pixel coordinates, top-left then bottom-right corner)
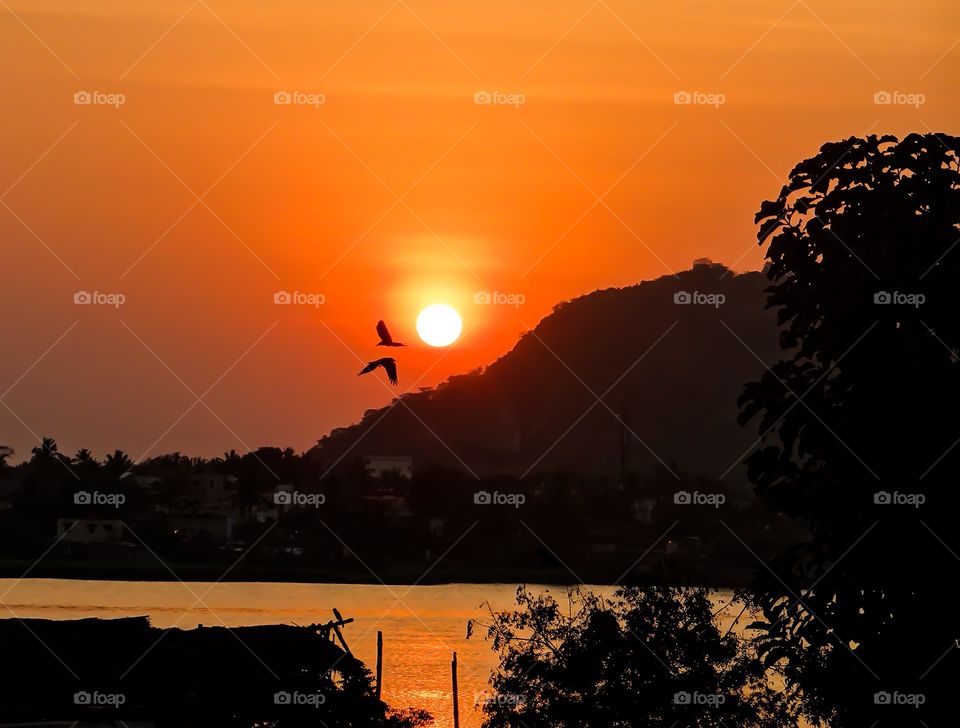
0 579 741 727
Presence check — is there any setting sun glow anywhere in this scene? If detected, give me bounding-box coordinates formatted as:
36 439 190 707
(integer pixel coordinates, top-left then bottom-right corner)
416 304 463 347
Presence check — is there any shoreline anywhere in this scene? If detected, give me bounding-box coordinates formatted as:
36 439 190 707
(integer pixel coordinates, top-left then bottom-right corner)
0 559 753 588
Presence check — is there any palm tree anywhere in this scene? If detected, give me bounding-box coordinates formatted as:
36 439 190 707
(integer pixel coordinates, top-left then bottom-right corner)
26 436 74 502
30 436 58 463
72 448 100 480
73 448 95 464
29 436 74 473
104 450 133 479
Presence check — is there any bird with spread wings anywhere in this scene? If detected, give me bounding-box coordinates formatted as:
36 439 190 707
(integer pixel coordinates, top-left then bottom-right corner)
358 357 398 385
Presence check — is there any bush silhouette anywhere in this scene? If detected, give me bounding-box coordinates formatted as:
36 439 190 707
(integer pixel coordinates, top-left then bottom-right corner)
469 586 798 727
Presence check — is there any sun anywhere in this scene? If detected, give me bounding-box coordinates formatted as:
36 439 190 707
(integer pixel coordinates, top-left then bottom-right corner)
416 303 462 347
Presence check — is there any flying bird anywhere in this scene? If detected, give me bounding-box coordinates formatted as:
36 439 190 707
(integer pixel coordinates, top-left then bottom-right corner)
358 357 398 385
376 320 405 347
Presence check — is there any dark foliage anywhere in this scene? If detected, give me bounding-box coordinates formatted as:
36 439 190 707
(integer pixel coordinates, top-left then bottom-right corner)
740 133 960 725
469 586 799 727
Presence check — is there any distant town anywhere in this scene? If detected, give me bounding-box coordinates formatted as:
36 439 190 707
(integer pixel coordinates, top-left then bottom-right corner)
0 438 798 584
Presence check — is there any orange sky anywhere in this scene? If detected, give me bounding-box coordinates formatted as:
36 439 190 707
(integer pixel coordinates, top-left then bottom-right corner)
1 0 958 460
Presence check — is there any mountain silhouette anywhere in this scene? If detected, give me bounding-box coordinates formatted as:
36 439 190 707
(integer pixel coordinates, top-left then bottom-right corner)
313 261 779 485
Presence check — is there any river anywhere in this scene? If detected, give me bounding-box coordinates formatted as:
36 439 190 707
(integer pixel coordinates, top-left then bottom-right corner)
0 579 744 727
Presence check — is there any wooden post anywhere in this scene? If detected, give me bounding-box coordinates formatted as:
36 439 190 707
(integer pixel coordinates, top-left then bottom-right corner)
331 608 352 656
451 651 460 728
376 631 383 700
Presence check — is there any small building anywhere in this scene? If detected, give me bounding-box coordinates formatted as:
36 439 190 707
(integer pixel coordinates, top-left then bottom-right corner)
57 518 124 543
631 497 656 524
170 512 234 542
362 489 413 519
190 473 238 508
364 455 413 479
131 474 164 493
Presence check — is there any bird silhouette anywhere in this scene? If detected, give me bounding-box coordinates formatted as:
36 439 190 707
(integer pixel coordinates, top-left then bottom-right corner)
358 357 398 385
376 320 405 347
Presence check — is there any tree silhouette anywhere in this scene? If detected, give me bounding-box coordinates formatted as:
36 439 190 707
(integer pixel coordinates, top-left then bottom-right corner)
740 132 960 725
71 448 100 481
23 436 74 504
29 436 59 464
0 445 13 471
469 586 798 727
72 448 94 464
104 449 132 473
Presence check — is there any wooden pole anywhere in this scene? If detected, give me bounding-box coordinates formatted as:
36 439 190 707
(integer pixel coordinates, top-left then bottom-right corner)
451 651 460 728
376 631 383 700
331 608 352 656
